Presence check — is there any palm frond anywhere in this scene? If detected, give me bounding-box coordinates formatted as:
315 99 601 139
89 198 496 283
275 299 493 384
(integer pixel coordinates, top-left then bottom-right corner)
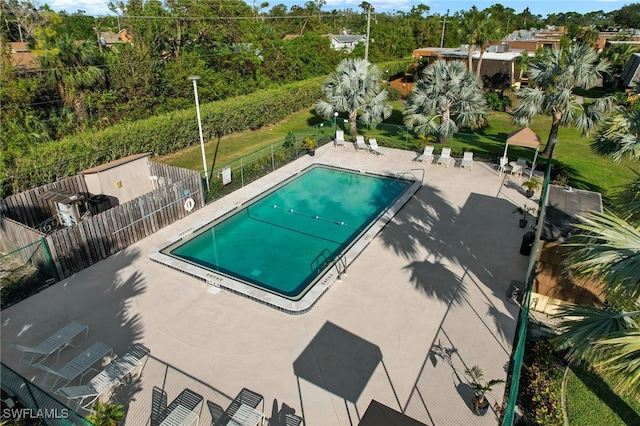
564 210 640 300
551 304 639 363
594 330 640 397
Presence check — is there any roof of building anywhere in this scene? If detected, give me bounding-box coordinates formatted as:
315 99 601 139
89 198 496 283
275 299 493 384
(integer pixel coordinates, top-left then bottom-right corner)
332 34 366 43
8 43 39 70
620 53 640 88
543 184 603 242
80 153 151 174
413 46 528 62
10 42 29 52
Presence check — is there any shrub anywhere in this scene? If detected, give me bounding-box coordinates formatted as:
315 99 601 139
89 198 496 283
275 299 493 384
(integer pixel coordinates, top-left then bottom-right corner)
520 338 564 425
485 91 512 112
2 79 324 197
386 85 403 101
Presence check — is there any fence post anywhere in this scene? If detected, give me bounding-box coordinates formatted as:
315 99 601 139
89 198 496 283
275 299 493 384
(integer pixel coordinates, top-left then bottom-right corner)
40 237 59 282
240 158 244 186
271 144 275 172
405 126 409 150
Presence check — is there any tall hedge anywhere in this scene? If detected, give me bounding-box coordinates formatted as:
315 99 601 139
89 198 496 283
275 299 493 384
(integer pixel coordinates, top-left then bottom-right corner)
2 78 323 196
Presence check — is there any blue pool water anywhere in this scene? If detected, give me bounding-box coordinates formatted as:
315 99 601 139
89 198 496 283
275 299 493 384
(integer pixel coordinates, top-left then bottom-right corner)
164 165 411 300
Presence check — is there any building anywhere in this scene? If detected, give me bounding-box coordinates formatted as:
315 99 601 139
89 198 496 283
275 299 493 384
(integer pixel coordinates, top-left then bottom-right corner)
411 45 531 88
327 34 366 52
502 27 564 52
8 42 39 71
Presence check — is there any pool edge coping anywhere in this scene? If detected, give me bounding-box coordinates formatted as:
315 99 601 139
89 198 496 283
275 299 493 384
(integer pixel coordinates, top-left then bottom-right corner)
149 162 421 314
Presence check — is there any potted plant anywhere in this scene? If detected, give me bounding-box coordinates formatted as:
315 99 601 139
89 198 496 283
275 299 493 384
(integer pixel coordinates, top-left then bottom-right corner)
513 205 534 228
302 137 317 156
522 177 542 198
87 402 125 426
465 365 505 415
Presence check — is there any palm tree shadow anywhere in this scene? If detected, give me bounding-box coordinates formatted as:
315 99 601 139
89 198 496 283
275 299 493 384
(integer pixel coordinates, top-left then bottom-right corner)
403 260 466 306
379 184 457 261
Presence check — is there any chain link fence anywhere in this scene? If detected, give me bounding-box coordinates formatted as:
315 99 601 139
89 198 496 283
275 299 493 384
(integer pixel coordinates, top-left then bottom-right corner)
1 238 58 310
1 363 93 425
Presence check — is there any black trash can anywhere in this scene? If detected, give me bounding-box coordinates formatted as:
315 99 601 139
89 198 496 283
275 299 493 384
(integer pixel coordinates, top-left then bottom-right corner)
520 231 535 256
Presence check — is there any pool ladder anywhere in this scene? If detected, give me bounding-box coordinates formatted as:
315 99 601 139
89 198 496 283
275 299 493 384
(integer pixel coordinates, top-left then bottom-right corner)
333 253 348 278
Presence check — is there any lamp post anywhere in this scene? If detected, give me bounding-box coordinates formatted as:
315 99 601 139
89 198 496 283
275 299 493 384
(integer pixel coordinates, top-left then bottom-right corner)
538 138 557 215
333 111 339 136
188 75 209 191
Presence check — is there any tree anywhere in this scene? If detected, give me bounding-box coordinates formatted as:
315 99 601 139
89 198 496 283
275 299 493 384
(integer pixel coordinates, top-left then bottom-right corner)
35 21 105 125
553 205 640 397
315 58 391 136
592 108 640 162
403 59 488 144
614 3 640 29
456 6 484 73
511 44 614 155
553 101 640 396
474 15 506 78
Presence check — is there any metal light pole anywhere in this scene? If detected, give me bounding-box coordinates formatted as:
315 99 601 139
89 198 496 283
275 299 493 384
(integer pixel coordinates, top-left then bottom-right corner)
188 76 209 191
538 139 557 215
364 4 372 62
334 111 339 136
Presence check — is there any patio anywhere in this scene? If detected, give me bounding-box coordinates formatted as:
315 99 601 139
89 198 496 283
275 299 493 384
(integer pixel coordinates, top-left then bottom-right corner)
1 143 536 425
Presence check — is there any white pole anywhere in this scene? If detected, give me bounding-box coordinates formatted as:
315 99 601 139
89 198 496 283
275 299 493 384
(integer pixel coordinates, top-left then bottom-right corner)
189 76 209 191
364 5 371 62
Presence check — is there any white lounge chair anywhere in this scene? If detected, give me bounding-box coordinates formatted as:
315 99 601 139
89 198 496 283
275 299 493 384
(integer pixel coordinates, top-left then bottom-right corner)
334 130 346 147
35 341 113 390
460 151 474 170
156 388 203 426
415 145 434 163
368 138 385 156
355 135 368 151
12 321 89 366
437 147 452 167
55 343 150 410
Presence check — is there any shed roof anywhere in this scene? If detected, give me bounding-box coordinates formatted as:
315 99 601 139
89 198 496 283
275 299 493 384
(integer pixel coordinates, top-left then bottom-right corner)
543 185 603 242
80 153 151 174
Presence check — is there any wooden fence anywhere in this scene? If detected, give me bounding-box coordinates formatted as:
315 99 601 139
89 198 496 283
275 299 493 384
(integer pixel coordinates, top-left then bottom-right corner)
1 162 204 280
0 175 87 229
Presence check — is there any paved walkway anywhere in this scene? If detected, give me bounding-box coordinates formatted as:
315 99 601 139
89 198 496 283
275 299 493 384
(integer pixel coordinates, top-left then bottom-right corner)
1 143 536 425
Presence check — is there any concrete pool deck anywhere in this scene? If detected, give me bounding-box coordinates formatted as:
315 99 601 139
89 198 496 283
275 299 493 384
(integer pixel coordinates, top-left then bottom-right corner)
1 143 538 425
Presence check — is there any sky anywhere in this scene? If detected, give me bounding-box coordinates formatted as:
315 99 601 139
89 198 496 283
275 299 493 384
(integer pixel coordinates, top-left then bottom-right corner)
47 0 628 18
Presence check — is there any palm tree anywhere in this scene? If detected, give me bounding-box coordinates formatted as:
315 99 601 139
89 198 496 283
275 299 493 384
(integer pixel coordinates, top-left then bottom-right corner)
403 59 488 144
511 44 614 155
516 50 530 82
553 179 640 396
592 106 640 162
475 17 506 78
37 32 105 123
315 58 391 136
457 6 484 73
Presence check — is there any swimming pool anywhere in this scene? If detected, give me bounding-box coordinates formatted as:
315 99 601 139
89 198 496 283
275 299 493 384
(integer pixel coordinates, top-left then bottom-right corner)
151 164 420 313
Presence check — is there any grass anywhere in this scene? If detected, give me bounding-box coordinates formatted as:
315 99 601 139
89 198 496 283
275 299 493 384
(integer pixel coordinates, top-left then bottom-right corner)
565 363 640 426
158 101 639 202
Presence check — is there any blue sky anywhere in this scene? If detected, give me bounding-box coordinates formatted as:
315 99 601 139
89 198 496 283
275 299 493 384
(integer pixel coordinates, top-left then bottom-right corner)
48 0 627 18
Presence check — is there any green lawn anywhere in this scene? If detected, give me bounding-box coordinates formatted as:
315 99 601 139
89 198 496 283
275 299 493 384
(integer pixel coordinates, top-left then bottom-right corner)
158 102 639 201
566 364 640 426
